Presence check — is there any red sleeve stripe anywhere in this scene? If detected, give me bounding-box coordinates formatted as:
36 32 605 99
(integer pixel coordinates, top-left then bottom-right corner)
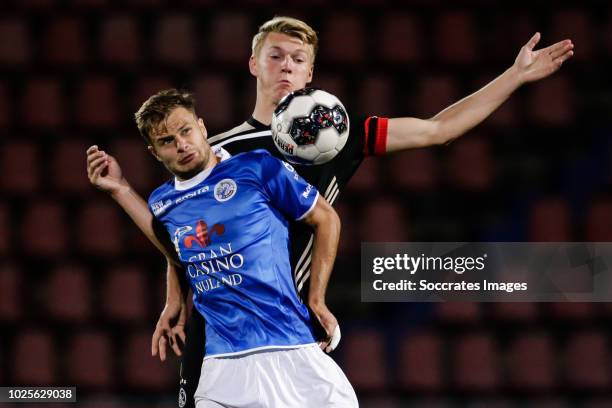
363 116 389 157
374 117 388 156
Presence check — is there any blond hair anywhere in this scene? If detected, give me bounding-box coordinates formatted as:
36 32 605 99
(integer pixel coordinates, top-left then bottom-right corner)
251 16 319 63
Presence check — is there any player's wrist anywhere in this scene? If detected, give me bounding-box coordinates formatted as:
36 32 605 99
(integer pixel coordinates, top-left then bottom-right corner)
507 64 526 87
109 181 132 200
308 297 326 312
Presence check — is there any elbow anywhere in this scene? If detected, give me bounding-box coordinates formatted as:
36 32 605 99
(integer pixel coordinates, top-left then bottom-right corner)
429 120 453 146
330 206 341 237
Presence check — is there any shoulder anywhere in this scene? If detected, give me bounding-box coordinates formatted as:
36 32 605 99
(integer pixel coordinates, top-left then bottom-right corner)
148 180 174 215
230 148 273 163
208 121 254 145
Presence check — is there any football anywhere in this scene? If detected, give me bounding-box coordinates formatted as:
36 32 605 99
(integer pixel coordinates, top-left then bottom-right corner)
271 87 350 165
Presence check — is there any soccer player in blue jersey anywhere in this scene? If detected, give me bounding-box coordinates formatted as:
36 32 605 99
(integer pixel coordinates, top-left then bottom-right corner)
87 16 574 408
90 88 358 407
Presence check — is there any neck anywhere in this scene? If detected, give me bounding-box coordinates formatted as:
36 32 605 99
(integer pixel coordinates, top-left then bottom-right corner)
251 87 277 126
175 152 219 181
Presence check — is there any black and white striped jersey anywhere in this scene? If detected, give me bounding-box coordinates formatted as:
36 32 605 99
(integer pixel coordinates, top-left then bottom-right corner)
208 115 389 295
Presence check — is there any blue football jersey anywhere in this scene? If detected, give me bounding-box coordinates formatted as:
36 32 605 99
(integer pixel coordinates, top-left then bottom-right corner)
148 149 319 358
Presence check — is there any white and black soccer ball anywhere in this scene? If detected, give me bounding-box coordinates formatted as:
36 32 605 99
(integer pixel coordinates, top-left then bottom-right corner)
271 87 349 165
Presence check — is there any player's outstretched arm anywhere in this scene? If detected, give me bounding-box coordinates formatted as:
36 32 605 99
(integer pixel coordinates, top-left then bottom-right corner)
385 33 574 152
302 196 342 353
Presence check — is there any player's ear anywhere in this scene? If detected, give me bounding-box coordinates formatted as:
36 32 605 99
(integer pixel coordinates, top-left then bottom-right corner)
306 64 314 84
198 118 208 139
249 54 258 78
147 144 162 162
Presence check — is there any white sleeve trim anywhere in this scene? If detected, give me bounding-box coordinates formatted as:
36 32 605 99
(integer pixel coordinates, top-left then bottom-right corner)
296 191 319 221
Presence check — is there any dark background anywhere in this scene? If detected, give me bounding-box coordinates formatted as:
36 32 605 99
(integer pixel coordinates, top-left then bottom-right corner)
1 0 611 406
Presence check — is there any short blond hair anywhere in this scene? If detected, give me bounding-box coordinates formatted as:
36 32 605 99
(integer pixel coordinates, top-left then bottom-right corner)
251 16 319 63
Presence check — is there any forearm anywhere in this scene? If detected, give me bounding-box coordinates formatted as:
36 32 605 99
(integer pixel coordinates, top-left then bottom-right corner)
307 209 341 308
111 186 173 260
165 261 187 306
433 65 523 144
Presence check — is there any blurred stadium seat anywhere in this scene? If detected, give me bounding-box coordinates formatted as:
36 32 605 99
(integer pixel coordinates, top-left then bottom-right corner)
388 148 439 192
446 136 495 191
77 201 123 256
0 142 39 194
0 263 22 321
491 302 538 322
452 332 500 391
52 140 94 194
0 202 9 255
435 302 481 323
358 77 393 118
397 331 443 391
21 78 65 128
13 330 57 385
379 13 422 64
311 74 347 99
551 11 593 61
434 12 478 65
76 77 120 127
101 265 148 321
507 332 556 390
547 302 595 321
154 14 196 65
0 82 8 129
209 13 251 64
529 197 571 241
45 263 91 322
414 75 459 118
360 197 410 242
527 75 575 126
20 200 67 257
110 139 155 193
0 18 31 65
43 16 86 65
585 198 612 240
193 75 233 131
565 331 610 390
124 331 174 388
320 14 365 64
342 328 388 391
66 330 113 388
131 77 174 113
99 15 142 66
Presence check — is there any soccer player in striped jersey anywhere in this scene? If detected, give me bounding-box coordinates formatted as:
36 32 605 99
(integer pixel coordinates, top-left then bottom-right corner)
86 16 573 408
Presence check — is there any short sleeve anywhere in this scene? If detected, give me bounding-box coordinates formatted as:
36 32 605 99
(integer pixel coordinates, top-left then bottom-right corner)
362 116 389 157
260 154 319 221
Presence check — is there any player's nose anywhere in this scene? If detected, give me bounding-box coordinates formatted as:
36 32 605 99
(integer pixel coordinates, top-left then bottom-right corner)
176 135 189 151
281 56 293 72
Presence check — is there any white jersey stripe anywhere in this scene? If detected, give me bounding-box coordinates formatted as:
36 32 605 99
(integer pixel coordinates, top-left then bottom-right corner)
295 253 312 284
214 131 271 148
324 176 337 198
297 270 310 293
295 234 314 277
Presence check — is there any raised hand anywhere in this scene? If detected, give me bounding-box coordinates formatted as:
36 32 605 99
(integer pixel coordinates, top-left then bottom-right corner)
86 145 129 195
514 32 574 84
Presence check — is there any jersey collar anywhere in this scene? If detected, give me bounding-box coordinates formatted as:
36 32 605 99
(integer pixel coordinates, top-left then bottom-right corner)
174 146 232 191
247 116 271 130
